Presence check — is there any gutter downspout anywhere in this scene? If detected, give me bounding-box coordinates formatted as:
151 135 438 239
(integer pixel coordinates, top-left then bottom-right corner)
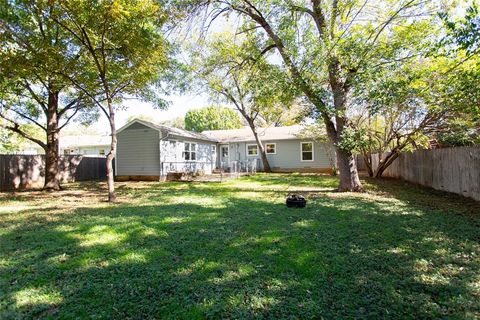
159 131 171 180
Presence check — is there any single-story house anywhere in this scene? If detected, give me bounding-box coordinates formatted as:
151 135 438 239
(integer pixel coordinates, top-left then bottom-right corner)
202 125 334 173
116 120 217 180
116 119 335 180
60 135 111 156
20 135 111 156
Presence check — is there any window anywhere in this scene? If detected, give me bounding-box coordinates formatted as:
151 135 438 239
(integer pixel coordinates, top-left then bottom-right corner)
99 149 105 156
221 146 229 159
247 144 258 156
301 142 314 161
266 143 276 154
184 142 197 161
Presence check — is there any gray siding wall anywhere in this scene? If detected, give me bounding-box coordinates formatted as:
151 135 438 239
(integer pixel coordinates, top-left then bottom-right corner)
160 137 216 175
222 139 333 171
116 124 160 176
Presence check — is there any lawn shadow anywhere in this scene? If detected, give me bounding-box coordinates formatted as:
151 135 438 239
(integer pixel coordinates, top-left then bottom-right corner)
362 176 480 215
1 180 480 319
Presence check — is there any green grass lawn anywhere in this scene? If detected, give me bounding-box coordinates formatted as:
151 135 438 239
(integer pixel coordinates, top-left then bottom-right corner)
1 174 479 319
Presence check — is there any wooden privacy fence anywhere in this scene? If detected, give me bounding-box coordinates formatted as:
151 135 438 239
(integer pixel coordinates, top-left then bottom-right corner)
371 146 480 201
0 155 108 191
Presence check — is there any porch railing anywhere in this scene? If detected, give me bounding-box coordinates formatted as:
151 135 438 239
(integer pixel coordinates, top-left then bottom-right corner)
220 159 257 174
161 159 258 176
161 161 214 176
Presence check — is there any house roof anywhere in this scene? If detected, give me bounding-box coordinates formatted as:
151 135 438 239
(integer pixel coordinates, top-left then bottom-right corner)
117 119 217 142
25 135 111 150
202 125 315 143
60 135 111 149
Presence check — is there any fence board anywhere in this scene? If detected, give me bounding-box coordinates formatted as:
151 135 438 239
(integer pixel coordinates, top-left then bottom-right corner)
0 155 108 191
371 146 480 201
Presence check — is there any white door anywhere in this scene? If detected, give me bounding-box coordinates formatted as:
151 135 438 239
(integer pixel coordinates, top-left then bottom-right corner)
220 145 229 169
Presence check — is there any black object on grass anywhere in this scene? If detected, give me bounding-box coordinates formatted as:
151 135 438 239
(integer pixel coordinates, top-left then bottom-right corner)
286 195 307 208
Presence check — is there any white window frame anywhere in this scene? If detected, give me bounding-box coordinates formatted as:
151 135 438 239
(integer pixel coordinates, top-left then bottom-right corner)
246 144 258 156
183 141 197 162
300 142 314 162
265 143 276 154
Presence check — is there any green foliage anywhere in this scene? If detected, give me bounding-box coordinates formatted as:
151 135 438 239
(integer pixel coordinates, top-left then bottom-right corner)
337 126 370 154
186 0 452 180
351 46 480 160
437 130 479 147
160 116 185 129
440 3 480 54
0 0 98 149
1 175 479 318
436 119 480 147
55 0 173 110
191 31 300 127
184 106 243 132
0 128 24 153
0 122 44 153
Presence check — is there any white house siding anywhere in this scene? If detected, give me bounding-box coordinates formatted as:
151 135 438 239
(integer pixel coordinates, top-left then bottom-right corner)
20 145 110 156
159 137 216 175
223 139 333 172
116 123 160 176
65 146 110 156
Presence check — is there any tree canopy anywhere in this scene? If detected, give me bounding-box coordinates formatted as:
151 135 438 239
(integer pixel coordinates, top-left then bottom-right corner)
51 0 174 201
185 106 243 132
184 0 451 190
0 0 98 189
191 31 299 171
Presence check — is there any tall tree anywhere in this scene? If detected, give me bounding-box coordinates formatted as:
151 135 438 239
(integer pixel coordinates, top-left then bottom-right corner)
192 32 298 172
352 58 440 177
188 0 446 191
0 0 96 190
353 48 480 176
185 105 243 132
53 0 172 202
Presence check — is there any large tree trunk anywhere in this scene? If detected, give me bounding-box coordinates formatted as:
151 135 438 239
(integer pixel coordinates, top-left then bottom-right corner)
241 4 361 189
248 122 271 173
44 90 61 191
106 99 117 202
327 59 363 191
336 148 363 191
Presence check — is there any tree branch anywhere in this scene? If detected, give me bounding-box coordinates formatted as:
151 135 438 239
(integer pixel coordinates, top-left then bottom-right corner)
0 113 46 149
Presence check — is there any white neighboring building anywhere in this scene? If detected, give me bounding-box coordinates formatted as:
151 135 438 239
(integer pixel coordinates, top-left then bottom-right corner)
21 135 111 156
59 135 111 156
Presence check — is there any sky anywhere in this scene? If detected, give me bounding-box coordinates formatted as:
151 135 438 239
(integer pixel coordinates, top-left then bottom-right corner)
92 93 211 132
